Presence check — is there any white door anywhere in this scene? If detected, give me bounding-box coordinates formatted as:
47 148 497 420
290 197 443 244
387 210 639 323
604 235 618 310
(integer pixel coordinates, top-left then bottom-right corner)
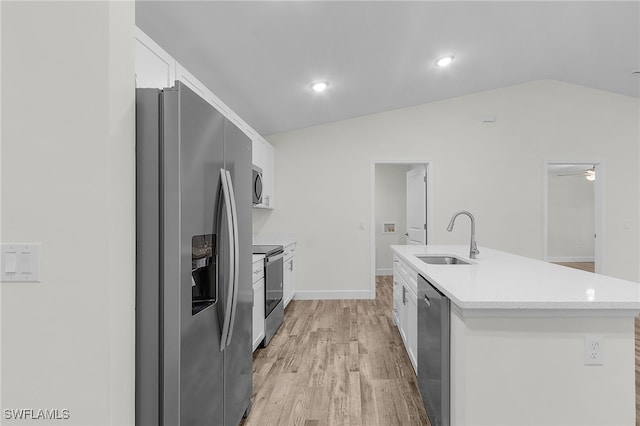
406 167 426 245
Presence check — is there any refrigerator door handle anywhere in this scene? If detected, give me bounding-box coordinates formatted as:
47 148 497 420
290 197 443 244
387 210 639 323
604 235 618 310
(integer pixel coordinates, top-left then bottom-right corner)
219 168 235 351
224 169 240 347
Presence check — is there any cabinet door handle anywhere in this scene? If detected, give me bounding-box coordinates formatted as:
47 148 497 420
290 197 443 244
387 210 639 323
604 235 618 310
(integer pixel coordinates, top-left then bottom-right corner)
423 295 431 307
402 286 407 305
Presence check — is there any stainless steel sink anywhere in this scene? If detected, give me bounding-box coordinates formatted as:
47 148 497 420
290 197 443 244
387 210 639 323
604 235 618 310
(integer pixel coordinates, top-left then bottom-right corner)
417 255 471 265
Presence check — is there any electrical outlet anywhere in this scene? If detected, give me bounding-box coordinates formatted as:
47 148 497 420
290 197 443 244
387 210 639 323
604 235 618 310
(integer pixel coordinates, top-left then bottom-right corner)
584 335 603 365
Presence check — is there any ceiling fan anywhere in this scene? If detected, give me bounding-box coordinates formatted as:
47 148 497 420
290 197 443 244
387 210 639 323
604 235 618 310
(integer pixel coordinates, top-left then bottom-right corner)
557 166 596 181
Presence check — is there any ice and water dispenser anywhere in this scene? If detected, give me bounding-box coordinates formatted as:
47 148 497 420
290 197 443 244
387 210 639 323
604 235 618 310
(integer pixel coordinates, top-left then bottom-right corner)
191 234 216 315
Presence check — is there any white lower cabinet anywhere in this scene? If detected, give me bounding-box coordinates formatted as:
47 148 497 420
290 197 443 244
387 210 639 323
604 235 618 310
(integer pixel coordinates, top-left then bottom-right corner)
405 284 418 370
252 258 265 352
282 243 296 308
393 256 418 374
392 277 402 327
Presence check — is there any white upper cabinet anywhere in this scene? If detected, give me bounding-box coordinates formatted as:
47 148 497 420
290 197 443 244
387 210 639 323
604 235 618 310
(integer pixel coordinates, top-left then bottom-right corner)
135 27 277 209
174 62 207 100
135 28 175 89
174 62 233 121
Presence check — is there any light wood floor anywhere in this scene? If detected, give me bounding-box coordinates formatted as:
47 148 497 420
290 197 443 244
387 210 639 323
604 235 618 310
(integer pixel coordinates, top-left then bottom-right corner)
552 261 595 273
242 276 430 426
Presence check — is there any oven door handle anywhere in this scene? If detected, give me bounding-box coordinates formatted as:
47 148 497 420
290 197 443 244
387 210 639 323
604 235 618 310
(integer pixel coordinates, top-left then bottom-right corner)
265 252 285 263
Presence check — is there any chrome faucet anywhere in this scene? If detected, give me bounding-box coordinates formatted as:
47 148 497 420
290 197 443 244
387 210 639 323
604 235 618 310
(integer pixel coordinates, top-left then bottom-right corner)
447 211 480 259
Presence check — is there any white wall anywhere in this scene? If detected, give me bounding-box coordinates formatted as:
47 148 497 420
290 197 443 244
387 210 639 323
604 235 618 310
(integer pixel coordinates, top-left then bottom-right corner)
548 173 595 260
259 80 639 298
1 2 135 425
375 164 410 275
451 312 636 425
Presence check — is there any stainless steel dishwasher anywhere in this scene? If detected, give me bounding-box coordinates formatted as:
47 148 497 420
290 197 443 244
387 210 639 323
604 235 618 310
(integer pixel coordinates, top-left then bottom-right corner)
417 274 451 426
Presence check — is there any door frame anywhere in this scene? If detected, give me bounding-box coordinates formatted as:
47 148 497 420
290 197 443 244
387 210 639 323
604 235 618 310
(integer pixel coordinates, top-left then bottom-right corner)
370 160 433 299
542 160 605 274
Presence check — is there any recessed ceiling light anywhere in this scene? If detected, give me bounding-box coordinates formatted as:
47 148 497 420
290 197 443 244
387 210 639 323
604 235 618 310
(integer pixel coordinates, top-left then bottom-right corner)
436 56 454 67
310 81 329 92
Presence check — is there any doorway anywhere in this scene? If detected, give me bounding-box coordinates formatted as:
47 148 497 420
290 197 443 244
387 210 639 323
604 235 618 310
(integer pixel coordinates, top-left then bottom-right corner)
543 161 605 274
370 161 431 298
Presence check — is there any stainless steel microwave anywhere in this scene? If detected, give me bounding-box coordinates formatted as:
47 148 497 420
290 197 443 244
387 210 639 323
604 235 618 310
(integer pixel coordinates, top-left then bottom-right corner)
252 166 263 205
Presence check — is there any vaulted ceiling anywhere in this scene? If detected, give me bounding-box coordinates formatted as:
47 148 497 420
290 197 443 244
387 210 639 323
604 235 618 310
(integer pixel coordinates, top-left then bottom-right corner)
136 1 640 136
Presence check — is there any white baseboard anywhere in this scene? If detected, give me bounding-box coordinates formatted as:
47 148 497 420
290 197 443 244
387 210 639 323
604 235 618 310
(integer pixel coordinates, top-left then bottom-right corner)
294 290 373 300
547 256 595 263
376 268 392 276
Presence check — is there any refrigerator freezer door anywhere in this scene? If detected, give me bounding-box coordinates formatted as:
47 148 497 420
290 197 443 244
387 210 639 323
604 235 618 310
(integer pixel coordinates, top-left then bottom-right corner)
165 83 226 426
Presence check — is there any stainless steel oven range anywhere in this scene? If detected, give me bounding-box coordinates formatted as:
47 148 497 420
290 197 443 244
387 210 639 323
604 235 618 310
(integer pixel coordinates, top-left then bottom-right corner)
252 244 284 346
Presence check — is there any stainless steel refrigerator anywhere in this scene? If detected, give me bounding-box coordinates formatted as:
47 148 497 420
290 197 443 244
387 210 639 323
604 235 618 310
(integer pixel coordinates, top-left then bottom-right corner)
135 82 252 426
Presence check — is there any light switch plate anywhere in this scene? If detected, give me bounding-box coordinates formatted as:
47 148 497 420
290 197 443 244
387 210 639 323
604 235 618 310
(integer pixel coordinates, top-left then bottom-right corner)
1 243 41 282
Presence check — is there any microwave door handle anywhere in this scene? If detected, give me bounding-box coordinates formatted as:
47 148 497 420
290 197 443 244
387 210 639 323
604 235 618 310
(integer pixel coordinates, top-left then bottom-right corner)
255 173 263 199
219 169 235 351
224 170 240 347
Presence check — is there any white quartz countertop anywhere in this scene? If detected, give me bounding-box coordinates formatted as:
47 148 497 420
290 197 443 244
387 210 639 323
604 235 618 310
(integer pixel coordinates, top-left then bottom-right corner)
391 245 640 317
252 254 265 264
253 234 296 248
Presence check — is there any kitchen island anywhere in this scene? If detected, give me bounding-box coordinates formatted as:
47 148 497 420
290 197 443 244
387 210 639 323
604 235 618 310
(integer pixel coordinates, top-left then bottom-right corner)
391 244 640 426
